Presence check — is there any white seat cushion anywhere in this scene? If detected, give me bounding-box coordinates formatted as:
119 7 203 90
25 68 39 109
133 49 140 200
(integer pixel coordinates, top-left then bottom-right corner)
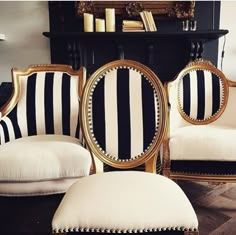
0 135 91 182
170 125 236 161
52 171 198 233
0 178 79 197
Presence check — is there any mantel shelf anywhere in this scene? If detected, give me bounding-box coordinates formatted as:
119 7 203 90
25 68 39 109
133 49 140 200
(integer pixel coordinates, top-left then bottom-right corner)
43 30 228 41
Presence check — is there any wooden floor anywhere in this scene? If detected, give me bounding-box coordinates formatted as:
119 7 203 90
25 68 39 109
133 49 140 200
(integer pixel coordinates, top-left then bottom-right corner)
179 180 236 235
0 181 236 234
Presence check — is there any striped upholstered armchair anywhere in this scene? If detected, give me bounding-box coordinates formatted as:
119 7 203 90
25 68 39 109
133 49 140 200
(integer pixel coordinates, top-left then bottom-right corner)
0 64 91 196
163 59 236 182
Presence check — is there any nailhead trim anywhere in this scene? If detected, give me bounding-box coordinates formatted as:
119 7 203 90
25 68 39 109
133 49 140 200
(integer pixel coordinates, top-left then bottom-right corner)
86 66 161 162
53 226 198 233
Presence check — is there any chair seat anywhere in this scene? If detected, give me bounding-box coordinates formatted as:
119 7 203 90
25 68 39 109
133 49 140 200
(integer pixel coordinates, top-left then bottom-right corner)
52 171 198 233
170 125 236 161
0 135 91 182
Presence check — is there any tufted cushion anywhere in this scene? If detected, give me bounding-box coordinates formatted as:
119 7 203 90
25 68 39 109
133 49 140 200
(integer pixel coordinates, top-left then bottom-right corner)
170 125 236 161
0 135 91 182
52 171 198 233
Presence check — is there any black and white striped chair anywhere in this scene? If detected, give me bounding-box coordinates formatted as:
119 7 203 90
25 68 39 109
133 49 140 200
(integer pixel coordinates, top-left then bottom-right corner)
52 60 199 235
0 64 91 196
163 59 236 182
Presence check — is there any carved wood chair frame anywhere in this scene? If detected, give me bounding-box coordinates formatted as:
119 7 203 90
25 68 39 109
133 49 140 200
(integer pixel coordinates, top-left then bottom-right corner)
0 64 86 117
80 59 168 173
163 59 236 183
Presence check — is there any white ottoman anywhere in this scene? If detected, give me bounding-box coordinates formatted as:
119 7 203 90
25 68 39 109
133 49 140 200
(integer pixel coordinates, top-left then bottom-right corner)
52 171 198 234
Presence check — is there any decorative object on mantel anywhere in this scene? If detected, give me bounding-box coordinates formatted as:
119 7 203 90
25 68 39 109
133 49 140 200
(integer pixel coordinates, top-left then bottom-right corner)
0 33 6 41
75 1 195 19
175 1 195 19
122 20 144 32
182 20 189 31
140 11 157 32
190 20 197 31
182 19 197 31
95 18 105 32
105 8 115 32
125 2 144 17
76 1 95 16
83 13 94 32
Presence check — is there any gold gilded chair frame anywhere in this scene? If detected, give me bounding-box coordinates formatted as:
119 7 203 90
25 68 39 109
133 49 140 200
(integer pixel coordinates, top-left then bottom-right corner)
81 59 168 173
0 64 86 117
176 59 228 125
163 59 236 183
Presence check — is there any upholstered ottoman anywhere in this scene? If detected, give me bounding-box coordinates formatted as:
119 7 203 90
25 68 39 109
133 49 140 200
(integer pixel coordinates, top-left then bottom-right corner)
52 171 198 234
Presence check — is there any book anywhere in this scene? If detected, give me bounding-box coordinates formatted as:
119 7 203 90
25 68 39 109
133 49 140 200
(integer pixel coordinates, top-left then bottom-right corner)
122 20 144 32
139 11 149 32
122 20 144 28
122 29 145 32
147 11 157 31
139 10 157 32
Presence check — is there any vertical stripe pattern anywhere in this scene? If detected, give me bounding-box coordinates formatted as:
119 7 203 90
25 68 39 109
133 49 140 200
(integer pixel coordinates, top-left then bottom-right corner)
178 69 224 121
142 75 156 153
35 73 46 135
104 70 118 158
0 71 81 145
117 69 131 159
26 73 37 136
53 72 63 135
91 67 158 160
129 70 143 158
92 77 106 151
61 73 71 136
70 75 79 137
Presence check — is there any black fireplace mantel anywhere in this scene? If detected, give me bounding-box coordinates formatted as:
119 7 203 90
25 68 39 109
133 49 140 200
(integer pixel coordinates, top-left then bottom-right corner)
43 30 228 41
43 29 228 83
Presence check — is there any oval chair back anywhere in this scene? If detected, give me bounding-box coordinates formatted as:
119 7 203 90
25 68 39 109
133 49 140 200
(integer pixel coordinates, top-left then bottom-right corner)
81 60 167 172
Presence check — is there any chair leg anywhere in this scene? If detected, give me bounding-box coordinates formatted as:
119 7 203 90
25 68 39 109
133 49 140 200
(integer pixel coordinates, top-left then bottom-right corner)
53 233 66 235
184 231 199 235
92 153 104 173
162 167 170 177
145 154 157 173
162 139 171 178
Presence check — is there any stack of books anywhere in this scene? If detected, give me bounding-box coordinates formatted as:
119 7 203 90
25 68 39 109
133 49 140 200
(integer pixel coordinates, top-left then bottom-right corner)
122 20 145 32
139 11 157 32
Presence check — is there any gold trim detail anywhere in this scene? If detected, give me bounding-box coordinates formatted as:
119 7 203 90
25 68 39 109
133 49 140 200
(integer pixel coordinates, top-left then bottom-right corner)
145 154 157 173
0 64 85 117
75 1 195 19
176 59 229 125
163 59 236 183
81 60 168 170
87 67 159 162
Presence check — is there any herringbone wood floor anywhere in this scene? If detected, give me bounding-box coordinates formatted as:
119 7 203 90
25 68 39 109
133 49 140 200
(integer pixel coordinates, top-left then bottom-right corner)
0 180 235 234
179 181 236 235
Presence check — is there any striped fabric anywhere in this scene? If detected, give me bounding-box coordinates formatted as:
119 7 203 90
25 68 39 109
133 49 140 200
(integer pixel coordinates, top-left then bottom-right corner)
178 70 224 121
0 71 83 144
91 67 159 160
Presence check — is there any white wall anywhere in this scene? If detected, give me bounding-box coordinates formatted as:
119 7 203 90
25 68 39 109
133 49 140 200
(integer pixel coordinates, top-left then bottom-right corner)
218 1 236 81
0 1 50 82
